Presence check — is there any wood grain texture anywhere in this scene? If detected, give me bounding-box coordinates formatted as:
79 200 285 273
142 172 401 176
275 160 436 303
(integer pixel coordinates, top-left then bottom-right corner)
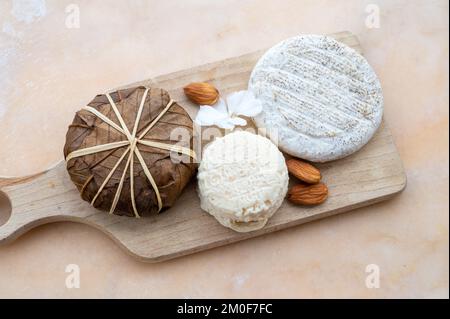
0 31 406 262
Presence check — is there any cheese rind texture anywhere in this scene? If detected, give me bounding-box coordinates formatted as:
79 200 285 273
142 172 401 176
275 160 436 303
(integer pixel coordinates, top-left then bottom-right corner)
198 131 289 232
249 35 384 162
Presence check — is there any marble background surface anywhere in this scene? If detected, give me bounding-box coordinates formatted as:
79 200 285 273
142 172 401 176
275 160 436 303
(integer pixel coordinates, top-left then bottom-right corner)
0 0 448 298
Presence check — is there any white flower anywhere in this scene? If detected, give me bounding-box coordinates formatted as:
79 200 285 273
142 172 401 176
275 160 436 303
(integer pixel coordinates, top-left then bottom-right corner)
194 90 262 130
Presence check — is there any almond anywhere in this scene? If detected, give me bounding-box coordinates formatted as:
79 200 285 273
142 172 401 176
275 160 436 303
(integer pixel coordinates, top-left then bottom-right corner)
286 159 321 184
183 82 219 105
287 183 328 205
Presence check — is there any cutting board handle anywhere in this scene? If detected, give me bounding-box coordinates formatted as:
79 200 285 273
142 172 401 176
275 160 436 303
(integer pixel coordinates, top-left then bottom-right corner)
0 161 87 244
0 174 44 243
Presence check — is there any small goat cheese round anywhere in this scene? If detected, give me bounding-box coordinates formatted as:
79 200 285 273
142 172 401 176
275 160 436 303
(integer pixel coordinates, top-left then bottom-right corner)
197 131 289 232
249 35 384 162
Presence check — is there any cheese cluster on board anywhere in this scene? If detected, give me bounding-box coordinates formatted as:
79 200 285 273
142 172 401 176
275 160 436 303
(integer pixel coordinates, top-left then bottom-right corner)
249 35 384 162
197 131 289 232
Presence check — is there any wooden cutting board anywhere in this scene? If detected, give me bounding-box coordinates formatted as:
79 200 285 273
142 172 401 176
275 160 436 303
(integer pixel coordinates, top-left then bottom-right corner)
0 31 406 262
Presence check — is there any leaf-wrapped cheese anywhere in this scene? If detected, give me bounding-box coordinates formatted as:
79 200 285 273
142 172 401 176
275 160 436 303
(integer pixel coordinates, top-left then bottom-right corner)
63 86 197 217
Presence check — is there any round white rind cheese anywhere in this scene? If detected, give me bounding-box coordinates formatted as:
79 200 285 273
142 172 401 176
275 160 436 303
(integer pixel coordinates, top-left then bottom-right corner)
249 35 384 162
197 131 289 232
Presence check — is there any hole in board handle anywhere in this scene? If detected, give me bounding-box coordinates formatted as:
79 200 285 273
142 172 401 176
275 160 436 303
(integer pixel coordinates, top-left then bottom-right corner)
0 191 12 226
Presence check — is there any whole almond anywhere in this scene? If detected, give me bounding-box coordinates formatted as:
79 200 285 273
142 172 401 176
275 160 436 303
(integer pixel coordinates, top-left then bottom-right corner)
286 159 321 184
287 183 328 205
183 82 219 105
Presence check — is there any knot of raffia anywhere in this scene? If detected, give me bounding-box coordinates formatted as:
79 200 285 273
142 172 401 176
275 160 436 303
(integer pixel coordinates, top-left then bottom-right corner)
66 88 196 218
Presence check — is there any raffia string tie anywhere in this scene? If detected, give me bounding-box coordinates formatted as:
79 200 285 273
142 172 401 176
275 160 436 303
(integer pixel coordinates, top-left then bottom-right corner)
66 88 196 218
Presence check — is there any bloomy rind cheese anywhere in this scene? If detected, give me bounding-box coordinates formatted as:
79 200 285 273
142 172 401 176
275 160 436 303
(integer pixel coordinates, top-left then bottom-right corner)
249 35 384 162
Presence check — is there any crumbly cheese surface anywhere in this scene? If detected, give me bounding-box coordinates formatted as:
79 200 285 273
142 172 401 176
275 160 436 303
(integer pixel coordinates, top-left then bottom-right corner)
197 131 288 232
249 35 384 162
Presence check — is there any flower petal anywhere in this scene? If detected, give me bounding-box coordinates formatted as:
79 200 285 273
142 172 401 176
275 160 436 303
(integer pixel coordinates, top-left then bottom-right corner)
211 98 228 114
226 90 247 115
230 116 247 127
195 105 228 126
215 118 236 129
238 99 262 117
226 90 262 117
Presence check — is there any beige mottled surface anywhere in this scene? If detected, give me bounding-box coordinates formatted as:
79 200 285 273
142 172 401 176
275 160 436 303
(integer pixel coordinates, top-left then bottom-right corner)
0 0 448 298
